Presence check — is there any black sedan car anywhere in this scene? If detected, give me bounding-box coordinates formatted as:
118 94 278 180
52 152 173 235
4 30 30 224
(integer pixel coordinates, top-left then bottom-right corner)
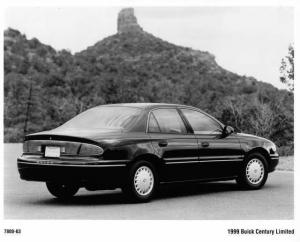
18 103 279 202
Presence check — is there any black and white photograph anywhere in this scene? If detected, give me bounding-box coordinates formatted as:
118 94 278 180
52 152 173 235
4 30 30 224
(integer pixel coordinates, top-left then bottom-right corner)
1 0 298 241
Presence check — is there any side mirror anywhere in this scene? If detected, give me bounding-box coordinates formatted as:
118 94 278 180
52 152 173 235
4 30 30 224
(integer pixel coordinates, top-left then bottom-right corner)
222 125 234 137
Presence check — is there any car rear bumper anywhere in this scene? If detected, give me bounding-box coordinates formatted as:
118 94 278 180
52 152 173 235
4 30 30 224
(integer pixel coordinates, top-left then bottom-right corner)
269 154 279 172
17 156 129 188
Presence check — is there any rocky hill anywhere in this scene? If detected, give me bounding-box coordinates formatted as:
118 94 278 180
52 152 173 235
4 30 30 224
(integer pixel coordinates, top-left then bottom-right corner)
3 8 293 154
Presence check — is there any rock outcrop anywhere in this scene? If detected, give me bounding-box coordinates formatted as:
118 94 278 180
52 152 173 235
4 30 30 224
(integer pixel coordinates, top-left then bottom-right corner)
117 8 143 34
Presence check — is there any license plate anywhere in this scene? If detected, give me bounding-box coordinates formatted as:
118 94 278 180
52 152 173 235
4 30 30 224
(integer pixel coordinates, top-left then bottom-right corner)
45 146 60 158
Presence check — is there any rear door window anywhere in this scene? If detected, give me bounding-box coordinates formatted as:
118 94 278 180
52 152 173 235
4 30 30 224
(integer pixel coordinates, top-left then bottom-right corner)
150 109 187 134
148 113 161 133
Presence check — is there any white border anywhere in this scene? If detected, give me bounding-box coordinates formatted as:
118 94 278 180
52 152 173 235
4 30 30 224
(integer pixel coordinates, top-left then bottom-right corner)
1 0 299 242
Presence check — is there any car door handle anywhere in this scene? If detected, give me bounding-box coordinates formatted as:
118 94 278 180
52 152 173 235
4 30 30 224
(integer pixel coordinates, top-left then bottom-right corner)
201 142 209 147
158 140 168 147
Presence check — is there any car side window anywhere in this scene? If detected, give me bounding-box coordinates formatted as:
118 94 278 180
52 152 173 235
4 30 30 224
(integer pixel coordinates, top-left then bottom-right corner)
148 113 161 133
181 109 221 133
151 109 187 134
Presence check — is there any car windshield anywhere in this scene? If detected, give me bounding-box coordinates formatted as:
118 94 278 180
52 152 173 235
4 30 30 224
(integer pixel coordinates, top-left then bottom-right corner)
58 106 142 130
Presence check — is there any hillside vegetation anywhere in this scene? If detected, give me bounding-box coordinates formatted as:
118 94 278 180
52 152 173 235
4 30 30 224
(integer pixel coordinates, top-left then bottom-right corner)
3 15 293 155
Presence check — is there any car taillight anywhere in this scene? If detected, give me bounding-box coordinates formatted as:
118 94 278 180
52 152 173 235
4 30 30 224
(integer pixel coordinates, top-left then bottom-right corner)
80 143 104 156
23 141 41 153
23 140 103 156
23 141 28 153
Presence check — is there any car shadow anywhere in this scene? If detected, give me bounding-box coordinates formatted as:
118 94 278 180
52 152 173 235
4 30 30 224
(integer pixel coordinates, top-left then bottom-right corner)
157 181 240 200
28 181 267 206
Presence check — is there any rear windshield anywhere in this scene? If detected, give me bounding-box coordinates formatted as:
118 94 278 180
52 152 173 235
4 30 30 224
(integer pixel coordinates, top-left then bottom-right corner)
58 106 142 130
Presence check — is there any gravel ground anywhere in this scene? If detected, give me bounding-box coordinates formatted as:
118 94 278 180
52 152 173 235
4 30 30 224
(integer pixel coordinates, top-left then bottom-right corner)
277 156 294 171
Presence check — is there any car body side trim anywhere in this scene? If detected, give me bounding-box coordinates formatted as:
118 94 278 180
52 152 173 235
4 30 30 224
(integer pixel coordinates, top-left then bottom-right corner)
18 161 126 167
199 155 244 160
164 155 244 161
165 159 243 165
160 175 238 184
164 157 199 161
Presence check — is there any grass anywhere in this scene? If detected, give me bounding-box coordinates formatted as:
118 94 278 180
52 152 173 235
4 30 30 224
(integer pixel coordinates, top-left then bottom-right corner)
276 156 294 171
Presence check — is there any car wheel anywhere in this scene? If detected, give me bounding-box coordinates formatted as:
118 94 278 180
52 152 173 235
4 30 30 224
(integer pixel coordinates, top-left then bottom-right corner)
46 182 79 199
236 153 268 189
122 160 157 202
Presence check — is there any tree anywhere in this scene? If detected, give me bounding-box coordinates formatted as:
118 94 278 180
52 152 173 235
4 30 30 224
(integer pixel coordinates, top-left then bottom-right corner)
280 44 294 92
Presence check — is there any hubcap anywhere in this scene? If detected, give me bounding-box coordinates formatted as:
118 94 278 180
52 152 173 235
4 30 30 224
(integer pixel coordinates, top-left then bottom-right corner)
246 158 265 184
134 166 154 196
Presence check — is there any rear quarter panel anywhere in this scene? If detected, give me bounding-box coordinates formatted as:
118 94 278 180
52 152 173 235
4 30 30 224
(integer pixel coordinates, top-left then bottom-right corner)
101 132 157 162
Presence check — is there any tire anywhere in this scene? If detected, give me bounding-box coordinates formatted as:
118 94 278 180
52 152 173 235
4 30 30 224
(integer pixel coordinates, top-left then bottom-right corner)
236 152 268 189
122 160 157 202
46 182 79 199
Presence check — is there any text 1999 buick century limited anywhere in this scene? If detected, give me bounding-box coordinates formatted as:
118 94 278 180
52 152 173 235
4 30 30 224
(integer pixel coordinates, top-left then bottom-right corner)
18 103 279 202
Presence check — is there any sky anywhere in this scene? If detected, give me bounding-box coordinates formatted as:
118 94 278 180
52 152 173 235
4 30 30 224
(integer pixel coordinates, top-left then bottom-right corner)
5 7 294 89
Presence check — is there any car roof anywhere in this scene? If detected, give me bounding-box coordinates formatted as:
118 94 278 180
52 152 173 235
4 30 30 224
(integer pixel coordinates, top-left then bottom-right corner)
92 103 224 130
97 103 197 110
